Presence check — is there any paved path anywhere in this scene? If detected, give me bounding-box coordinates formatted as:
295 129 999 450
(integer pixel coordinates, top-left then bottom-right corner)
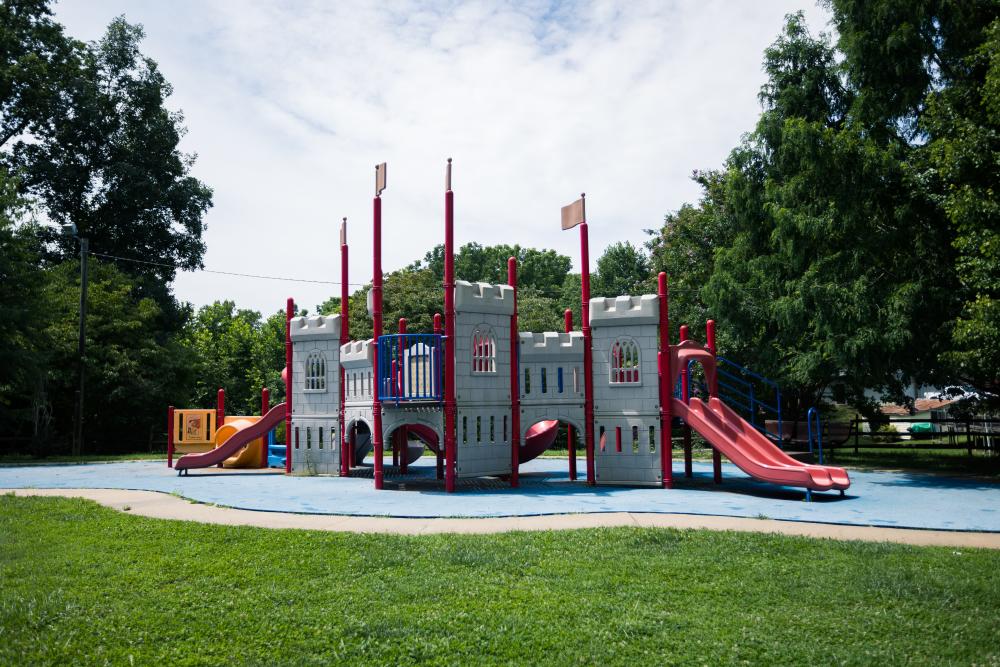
7 488 1000 548
2 457 998 532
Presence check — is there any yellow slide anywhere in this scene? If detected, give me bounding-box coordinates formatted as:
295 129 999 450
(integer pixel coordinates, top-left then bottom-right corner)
214 416 265 468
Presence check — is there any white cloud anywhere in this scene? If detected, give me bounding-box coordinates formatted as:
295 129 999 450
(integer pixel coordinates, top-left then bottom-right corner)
52 0 832 316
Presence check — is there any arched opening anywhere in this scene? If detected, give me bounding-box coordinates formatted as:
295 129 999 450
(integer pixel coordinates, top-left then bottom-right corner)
345 419 372 468
386 423 441 466
519 417 584 471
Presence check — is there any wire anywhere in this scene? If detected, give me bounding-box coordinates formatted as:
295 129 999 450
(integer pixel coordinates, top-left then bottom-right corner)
89 251 366 286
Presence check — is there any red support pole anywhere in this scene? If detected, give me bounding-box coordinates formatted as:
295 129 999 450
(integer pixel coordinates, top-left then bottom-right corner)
372 183 385 491
444 160 457 493
260 386 270 468
340 218 350 477
434 312 444 480
216 388 225 467
398 317 409 474
508 257 520 488
216 388 225 425
679 324 692 479
580 213 596 485
706 318 721 484
285 298 294 474
564 308 577 481
167 405 174 468
657 272 673 489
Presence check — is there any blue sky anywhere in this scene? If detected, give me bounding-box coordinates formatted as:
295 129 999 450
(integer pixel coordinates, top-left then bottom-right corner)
53 1 832 316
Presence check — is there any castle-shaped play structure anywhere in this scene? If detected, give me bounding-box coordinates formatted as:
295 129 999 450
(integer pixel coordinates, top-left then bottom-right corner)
172 160 850 499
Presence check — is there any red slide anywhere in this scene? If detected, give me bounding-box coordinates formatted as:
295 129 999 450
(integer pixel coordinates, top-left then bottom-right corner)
519 420 559 464
176 403 287 474
674 396 850 492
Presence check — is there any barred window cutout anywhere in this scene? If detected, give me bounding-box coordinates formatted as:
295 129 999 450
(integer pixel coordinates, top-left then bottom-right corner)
305 351 327 391
471 328 497 374
609 339 641 384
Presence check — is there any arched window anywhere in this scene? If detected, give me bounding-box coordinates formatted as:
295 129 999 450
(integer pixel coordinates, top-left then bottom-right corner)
610 339 640 384
305 350 326 391
471 327 497 374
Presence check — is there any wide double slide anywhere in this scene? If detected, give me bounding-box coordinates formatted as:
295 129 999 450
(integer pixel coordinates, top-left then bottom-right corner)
673 396 850 492
175 403 287 473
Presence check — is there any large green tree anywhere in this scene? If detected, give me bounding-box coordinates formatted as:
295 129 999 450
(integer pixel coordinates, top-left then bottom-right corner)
42 260 194 452
654 12 962 421
4 13 212 306
0 167 49 444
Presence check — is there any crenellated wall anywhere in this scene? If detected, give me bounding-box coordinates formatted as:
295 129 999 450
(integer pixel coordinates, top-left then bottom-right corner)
452 280 515 477
589 295 663 485
289 314 342 475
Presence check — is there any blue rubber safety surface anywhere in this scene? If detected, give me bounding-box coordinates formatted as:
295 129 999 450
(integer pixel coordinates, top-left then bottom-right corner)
2 457 998 532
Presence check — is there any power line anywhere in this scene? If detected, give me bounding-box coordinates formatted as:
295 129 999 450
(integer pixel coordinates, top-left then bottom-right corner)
89 251 367 286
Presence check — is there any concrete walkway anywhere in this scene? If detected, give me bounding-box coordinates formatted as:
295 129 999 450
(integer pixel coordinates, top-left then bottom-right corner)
7 488 1000 548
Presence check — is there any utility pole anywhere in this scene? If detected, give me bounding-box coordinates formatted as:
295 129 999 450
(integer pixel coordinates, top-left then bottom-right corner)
63 223 88 457
74 236 88 456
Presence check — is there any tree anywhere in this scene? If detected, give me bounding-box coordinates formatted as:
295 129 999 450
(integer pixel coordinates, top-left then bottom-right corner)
420 243 571 297
42 259 194 452
182 301 265 415
592 241 651 299
0 0 78 149
4 14 212 300
649 12 961 423
645 170 729 341
0 167 49 443
827 0 1000 398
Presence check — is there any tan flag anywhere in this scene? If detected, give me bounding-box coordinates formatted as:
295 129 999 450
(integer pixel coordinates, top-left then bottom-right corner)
561 195 586 230
339 217 347 246
375 162 387 196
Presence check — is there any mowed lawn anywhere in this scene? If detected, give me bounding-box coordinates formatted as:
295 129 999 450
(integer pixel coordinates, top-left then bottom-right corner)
1 496 998 666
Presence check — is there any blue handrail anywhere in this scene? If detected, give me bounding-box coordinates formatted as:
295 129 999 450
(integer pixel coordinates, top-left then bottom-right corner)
806 406 824 464
377 334 444 404
716 357 783 444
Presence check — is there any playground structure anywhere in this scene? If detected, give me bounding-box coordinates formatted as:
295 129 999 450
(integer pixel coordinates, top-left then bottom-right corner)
168 160 850 500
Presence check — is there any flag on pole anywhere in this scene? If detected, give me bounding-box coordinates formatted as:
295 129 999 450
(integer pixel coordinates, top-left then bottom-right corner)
375 162 387 196
561 194 586 230
340 217 347 246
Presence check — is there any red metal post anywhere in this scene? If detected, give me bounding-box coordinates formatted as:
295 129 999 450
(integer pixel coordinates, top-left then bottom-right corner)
340 218 350 477
260 386 270 468
167 405 174 468
657 272 673 488
285 297 294 474
706 318 721 483
564 308 577 481
372 184 385 490
398 317 409 474
434 312 444 480
580 215 596 485
216 388 225 467
444 160 457 493
508 257 520 488
679 324 692 478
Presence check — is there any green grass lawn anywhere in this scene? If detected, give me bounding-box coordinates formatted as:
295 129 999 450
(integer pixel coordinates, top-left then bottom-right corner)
2 496 999 665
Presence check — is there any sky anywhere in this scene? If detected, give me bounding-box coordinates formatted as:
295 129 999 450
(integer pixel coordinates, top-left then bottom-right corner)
52 0 832 316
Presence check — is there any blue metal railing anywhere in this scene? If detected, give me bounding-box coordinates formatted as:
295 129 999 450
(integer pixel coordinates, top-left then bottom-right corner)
675 355 784 444
377 334 444 404
806 406 824 464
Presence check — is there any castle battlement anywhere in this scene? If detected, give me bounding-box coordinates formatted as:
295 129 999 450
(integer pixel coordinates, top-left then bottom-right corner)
588 295 658 327
518 331 584 361
340 339 374 368
289 314 342 340
455 281 515 315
